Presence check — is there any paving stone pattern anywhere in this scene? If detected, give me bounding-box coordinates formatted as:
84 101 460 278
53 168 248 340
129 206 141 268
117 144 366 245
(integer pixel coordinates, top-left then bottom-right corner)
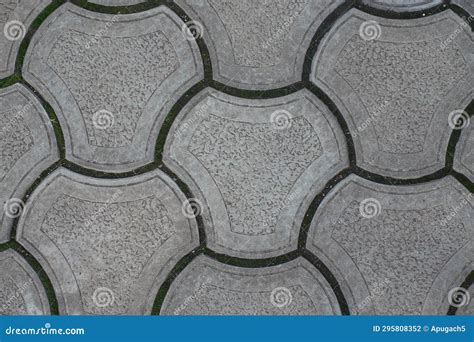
0 0 472 316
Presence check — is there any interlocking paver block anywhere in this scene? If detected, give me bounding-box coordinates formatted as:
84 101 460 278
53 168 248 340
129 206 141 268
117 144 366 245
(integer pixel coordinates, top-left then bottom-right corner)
164 89 348 258
177 0 343 89
16 168 199 315
23 3 203 172
0 84 59 243
454 125 474 182
0 0 52 79
307 175 473 315
0 249 50 315
311 9 474 178
160 256 340 315
360 0 443 12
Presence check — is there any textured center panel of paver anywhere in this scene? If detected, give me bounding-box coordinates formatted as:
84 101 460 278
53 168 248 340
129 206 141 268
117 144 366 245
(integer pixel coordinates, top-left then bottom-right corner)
165 89 348 258
0 109 33 179
0 1 18 25
41 195 174 314
307 175 473 315
47 31 178 148
336 37 465 154
312 9 474 178
160 256 340 315
23 3 203 172
189 115 322 236
16 168 199 315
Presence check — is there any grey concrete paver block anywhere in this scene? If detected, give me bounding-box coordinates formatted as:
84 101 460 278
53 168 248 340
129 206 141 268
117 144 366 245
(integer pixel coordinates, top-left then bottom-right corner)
311 9 474 178
160 256 340 315
177 0 343 89
0 0 52 79
0 84 59 243
15 168 200 315
23 3 203 172
164 89 348 258
0 249 50 315
307 175 473 315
